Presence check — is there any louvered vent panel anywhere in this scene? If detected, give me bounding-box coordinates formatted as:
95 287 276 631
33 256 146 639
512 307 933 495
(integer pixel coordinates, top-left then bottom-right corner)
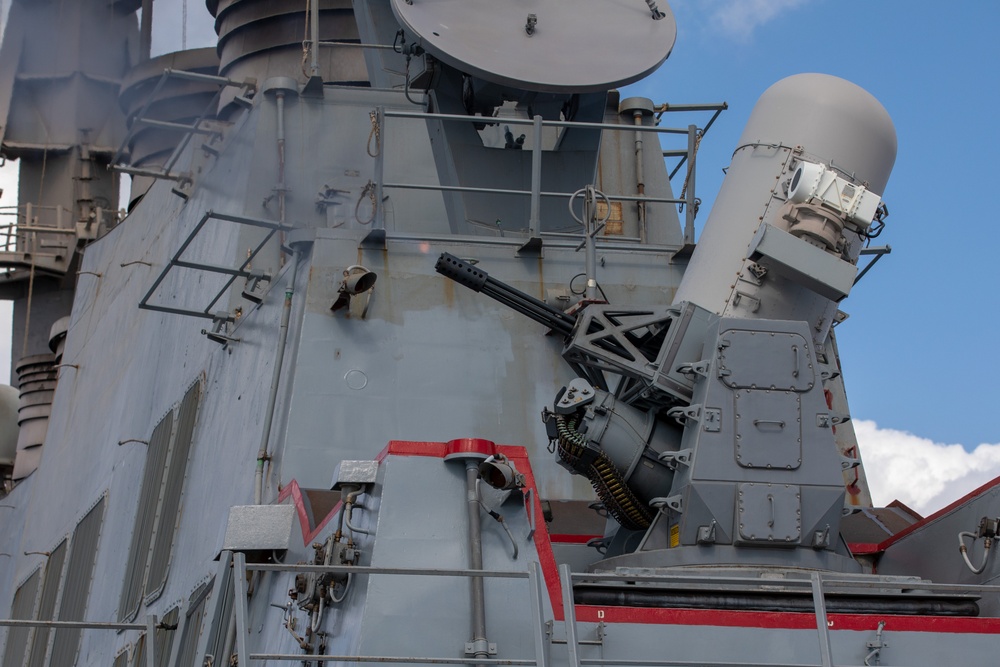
204 568 234 667
1 569 40 667
131 634 146 667
50 495 108 667
146 382 201 602
27 539 68 667
118 411 174 622
176 579 211 667
154 607 180 667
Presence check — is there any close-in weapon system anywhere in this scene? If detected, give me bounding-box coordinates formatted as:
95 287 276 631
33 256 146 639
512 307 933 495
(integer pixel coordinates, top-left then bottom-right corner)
438 73 898 577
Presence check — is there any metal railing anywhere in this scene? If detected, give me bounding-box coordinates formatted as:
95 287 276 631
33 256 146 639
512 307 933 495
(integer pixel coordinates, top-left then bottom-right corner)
229 552 551 667
559 565 1000 667
225 552 1000 667
111 69 256 181
371 104 725 247
137 210 291 323
4 553 998 666
0 614 164 667
0 203 90 274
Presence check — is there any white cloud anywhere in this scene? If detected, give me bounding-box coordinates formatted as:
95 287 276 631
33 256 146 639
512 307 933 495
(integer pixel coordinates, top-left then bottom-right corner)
673 0 812 41
855 419 1000 516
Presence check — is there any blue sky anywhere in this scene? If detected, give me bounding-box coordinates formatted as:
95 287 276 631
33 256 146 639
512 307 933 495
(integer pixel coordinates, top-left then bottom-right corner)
619 0 1000 512
1 0 998 513
626 0 1000 445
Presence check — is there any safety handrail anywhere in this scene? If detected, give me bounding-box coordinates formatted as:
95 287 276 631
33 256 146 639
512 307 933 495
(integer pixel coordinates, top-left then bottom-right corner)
371 105 723 245
0 615 162 667
230 552 550 667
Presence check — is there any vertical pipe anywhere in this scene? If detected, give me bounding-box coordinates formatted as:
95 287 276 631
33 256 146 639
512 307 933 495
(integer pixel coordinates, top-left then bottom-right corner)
310 0 321 78
528 115 543 239
276 92 287 232
374 106 386 230
583 187 597 300
140 0 153 61
254 252 298 504
465 462 488 663
684 124 697 245
633 112 646 244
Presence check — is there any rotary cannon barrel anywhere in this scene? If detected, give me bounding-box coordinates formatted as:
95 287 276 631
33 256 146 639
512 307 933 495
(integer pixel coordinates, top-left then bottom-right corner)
434 253 576 337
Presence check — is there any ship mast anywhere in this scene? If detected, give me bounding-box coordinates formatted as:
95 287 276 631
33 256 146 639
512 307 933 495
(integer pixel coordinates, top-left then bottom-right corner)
0 0 139 480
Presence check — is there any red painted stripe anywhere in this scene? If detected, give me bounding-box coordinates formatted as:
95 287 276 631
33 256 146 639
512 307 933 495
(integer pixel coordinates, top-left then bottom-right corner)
574 606 1000 633
277 478 347 545
875 475 1000 551
550 534 602 544
386 440 449 458
847 542 882 555
499 445 566 622
277 480 313 545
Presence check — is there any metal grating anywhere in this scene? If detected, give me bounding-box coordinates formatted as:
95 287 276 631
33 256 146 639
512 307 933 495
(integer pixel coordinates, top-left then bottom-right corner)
154 607 180 667
49 495 108 667
145 382 201 603
1 569 41 667
27 539 68 667
118 411 174 622
175 579 211 667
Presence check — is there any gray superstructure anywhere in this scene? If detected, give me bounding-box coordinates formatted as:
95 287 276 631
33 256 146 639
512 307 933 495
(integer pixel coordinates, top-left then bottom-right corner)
0 1 998 666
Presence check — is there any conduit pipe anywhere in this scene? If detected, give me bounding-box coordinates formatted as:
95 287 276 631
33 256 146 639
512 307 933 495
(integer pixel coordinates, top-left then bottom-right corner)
254 251 299 504
254 81 299 503
958 531 993 575
310 0 321 78
633 110 647 244
277 91 287 235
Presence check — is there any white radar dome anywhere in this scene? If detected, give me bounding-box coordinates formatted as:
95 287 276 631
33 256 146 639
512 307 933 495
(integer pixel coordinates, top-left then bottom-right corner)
0 384 20 468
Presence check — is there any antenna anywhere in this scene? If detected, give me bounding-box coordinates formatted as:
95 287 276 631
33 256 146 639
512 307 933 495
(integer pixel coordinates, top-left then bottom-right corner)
182 0 188 50
389 0 676 93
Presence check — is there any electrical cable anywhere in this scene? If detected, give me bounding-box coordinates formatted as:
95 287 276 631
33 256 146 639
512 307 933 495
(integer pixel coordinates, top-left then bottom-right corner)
477 498 519 559
958 531 992 574
329 573 353 604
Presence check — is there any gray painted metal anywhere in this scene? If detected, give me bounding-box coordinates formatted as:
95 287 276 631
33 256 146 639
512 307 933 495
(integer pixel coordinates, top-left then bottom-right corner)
26 539 66 667
221 505 296 552
146 382 201 603
1 569 39 667
119 412 174 622
0 3 995 666
49 495 108 667
389 0 676 92
173 579 211 667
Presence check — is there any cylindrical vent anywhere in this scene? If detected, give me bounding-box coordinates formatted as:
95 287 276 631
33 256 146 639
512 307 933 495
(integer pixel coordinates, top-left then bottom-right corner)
672 73 897 315
207 0 369 115
118 48 221 208
12 353 58 481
